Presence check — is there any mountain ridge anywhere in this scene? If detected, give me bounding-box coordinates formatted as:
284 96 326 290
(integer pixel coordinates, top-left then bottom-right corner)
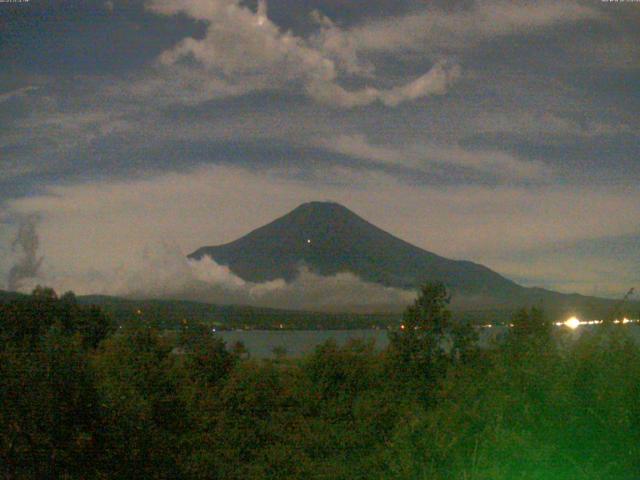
189 201 637 317
190 201 519 292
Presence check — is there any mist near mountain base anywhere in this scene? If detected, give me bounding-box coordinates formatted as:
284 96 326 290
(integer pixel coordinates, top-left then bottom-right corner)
12 242 415 312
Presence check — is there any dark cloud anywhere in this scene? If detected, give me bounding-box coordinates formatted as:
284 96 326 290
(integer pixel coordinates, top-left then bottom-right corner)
0 0 204 75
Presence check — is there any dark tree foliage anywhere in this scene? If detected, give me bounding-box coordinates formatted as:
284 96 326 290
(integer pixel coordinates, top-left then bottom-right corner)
0 286 113 348
1 330 102 478
91 325 187 477
510 306 552 342
383 324 640 480
2 286 639 479
388 282 477 395
0 288 111 479
176 323 239 389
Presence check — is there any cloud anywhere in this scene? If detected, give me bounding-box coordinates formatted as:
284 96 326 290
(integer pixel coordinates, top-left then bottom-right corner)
145 0 460 107
309 10 374 77
12 242 415 312
0 0 636 303
1 104 135 179
318 134 402 166
317 134 551 180
151 0 335 86
0 86 38 104
3 164 640 297
473 112 634 139
0 163 37 182
344 0 599 54
306 61 461 108
489 257 636 297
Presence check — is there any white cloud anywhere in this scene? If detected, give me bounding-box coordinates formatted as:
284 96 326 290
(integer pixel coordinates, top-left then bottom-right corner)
306 61 461 108
145 0 460 107
13 241 415 312
309 10 374 77
317 134 550 180
124 66 250 105
151 0 336 85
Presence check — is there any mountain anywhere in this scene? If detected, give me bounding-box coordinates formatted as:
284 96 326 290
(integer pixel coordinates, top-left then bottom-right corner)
189 202 637 318
190 202 520 294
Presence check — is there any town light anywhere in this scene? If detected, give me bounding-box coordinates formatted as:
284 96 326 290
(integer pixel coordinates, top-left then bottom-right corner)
565 316 581 330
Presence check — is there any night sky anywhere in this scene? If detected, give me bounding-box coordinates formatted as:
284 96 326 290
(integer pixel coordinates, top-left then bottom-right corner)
1 0 639 301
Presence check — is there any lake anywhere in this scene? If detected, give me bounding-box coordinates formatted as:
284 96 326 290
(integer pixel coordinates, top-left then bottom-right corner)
213 326 514 358
214 329 389 358
214 324 640 358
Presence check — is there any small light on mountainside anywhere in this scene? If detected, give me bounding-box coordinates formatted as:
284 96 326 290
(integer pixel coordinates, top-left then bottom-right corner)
307 239 312 244
565 316 581 330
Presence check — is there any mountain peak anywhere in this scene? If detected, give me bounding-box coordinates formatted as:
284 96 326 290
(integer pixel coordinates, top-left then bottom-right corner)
288 201 358 219
280 201 368 227
295 201 345 209
188 201 519 296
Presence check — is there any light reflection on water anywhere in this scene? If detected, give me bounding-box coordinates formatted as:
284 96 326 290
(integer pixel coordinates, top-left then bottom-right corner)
214 324 640 359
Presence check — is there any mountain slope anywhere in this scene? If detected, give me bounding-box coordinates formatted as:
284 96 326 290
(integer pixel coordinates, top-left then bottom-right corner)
190 202 518 293
188 201 633 317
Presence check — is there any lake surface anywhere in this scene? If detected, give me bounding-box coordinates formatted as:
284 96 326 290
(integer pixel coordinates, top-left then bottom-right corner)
214 324 640 358
213 327 515 358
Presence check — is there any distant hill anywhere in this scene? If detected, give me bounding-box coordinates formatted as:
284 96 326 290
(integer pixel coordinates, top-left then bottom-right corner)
190 201 638 320
76 294 396 330
0 290 397 330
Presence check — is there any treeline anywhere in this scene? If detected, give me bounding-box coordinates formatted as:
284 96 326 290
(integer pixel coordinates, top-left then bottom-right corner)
1 285 640 479
93 298 398 331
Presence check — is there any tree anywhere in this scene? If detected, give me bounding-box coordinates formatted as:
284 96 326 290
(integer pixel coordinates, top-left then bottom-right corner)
390 282 475 392
509 306 552 346
91 327 184 477
178 324 237 385
0 292 104 479
231 341 249 359
272 345 288 361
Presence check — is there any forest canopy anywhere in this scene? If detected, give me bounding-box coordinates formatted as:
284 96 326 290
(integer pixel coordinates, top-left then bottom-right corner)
1 285 640 479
